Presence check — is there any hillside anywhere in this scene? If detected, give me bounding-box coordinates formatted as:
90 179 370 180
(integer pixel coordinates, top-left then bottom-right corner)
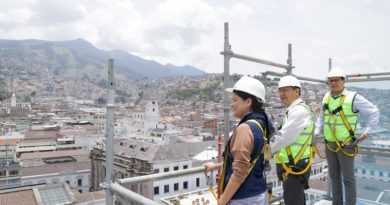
0 38 205 84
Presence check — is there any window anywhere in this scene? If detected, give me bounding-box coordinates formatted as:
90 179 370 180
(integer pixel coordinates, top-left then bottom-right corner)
370 170 374 176
78 190 82 193
379 172 383 177
174 166 179 171
174 183 179 191
0 170 6 177
164 167 169 172
9 179 17 184
154 169 159 173
78 179 82 186
183 181 188 189
183 165 188 169
362 169 366 174
154 186 159 195
196 178 200 187
9 170 19 176
164 185 169 193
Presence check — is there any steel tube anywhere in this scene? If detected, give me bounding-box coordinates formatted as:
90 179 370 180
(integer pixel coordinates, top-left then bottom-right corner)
119 166 206 185
262 71 326 84
347 77 390 82
297 76 326 83
223 22 231 144
110 183 160 205
346 72 390 77
287 44 292 74
222 51 291 70
105 59 115 205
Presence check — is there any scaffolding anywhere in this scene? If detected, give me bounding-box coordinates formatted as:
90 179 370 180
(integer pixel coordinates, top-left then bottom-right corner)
101 22 390 205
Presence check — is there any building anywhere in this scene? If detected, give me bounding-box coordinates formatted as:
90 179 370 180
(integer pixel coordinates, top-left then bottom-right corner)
1 93 31 110
90 139 217 203
0 183 106 205
20 149 91 193
354 155 390 182
132 100 160 134
0 161 21 189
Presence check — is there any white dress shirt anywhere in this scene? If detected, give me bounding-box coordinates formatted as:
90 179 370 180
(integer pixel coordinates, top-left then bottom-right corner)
271 98 311 153
314 88 380 136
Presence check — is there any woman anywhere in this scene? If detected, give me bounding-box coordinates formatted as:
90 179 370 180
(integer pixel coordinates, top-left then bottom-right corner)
204 76 272 205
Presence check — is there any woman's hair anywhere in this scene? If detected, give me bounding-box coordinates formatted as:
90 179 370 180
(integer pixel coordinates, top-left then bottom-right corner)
233 90 263 113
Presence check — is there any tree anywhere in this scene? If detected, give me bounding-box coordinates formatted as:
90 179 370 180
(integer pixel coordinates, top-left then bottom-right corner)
23 96 31 102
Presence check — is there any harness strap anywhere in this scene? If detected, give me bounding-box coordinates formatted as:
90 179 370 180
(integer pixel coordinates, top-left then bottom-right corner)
324 95 358 157
218 119 269 197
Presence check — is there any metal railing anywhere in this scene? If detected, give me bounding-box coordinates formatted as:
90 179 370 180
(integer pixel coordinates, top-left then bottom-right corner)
104 165 283 205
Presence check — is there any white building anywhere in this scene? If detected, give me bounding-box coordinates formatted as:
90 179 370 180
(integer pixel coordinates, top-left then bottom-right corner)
132 100 160 134
354 155 390 182
1 93 31 110
78 108 106 131
371 140 390 149
20 149 91 193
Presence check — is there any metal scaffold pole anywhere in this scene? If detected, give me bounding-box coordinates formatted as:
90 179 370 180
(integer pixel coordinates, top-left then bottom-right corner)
287 44 293 75
223 22 231 144
105 59 115 205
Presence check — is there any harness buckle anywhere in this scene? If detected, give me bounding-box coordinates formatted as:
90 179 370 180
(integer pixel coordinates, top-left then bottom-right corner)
282 172 289 182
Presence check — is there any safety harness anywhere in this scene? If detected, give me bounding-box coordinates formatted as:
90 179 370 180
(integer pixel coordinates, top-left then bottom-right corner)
275 103 326 181
216 119 273 201
323 95 359 157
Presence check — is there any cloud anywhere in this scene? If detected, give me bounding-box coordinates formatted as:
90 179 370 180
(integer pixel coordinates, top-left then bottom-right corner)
0 0 389 89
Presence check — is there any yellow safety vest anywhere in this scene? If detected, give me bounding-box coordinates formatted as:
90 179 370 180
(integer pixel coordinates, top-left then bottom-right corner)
322 91 359 142
275 103 314 164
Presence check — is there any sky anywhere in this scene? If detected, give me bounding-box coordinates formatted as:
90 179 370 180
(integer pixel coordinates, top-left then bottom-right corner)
1 0 389 89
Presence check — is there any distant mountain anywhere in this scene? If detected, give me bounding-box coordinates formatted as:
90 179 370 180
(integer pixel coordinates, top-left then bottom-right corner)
165 63 205 76
0 38 205 81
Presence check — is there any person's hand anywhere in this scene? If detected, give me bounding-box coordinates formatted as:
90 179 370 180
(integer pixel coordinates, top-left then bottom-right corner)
359 132 369 143
217 198 226 205
203 162 216 173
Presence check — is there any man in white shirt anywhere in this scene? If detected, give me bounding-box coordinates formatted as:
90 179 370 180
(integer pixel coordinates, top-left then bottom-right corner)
314 68 380 205
271 75 314 205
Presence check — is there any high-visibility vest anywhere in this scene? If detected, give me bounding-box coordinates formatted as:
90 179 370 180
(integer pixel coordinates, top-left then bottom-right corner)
322 91 359 142
275 103 314 164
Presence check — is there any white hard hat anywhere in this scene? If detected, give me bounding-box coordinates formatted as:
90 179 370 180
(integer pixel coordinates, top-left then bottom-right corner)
327 67 346 78
278 75 301 88
226 76 266 102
